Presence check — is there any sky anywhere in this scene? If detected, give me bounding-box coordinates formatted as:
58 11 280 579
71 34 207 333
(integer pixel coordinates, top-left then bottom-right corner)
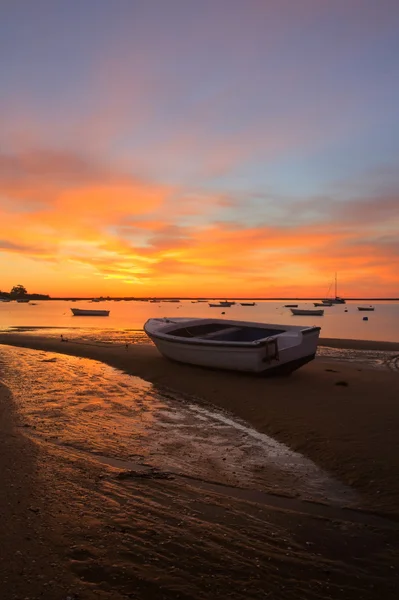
1 0 398 297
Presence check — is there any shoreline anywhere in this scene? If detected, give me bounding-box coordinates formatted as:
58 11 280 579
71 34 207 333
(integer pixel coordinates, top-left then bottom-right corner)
2 335 399 598
3 297 398 301
319 337 399 351
1 332 399 515
3 326 399 351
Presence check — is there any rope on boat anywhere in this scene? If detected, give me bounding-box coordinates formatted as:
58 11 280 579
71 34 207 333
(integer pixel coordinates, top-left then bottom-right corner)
155 317 197 337
263 338 279 363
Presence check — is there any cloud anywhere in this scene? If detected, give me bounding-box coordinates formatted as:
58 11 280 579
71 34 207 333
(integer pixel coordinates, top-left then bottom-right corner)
0 145 398 296
0 239 39 252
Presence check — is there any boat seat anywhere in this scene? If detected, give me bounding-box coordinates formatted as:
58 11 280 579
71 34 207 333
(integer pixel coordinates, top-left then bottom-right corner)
200 327 241 339
203 326 286 342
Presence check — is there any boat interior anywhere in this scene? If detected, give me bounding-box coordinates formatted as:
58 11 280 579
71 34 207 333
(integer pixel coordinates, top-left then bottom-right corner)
168 322 286 342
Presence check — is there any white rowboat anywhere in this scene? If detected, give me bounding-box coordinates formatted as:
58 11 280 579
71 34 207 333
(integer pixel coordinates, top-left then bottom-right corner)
209 301 233 307
144 317 321 375
291 308 324 316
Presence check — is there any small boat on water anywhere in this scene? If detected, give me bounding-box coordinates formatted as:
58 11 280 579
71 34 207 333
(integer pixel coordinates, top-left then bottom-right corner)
358 306 375 311
16 298 30 303
284 304 298 308
321 273 346 304
291 308 324 316
240 302 256 306
71 308 110 317
314 302 332 307
209 301 233 307
144 317 321 375
323 297 345 304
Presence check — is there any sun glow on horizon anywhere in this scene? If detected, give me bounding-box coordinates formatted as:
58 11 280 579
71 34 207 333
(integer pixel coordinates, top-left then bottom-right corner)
1 2 398 298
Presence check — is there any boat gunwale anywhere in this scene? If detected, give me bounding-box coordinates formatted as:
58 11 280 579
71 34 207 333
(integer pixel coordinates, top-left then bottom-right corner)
144 319 320 349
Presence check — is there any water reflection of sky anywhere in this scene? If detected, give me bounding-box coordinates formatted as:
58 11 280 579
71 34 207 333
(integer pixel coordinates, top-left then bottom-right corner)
1 300 399 342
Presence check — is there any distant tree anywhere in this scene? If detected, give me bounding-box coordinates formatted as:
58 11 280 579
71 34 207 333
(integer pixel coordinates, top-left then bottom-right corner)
10 284 28 298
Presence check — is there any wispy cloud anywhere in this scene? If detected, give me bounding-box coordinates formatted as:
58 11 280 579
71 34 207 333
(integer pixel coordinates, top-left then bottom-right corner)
0 144 398 296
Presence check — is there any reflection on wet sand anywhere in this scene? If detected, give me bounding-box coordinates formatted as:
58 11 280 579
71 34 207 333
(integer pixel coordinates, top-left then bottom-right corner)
1 345 399 599
1 346 353 503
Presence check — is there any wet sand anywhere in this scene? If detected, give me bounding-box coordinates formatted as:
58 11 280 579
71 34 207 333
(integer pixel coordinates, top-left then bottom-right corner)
0 382 79 599
319 337 399 351
1 332 399 513
1 334 399 599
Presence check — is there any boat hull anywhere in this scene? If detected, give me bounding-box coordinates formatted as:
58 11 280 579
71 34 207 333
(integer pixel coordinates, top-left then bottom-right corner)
144 318 320 374
164 350 316 376
322 298 345 304
71 308 110 316
291 309 324 316
209 302 232 307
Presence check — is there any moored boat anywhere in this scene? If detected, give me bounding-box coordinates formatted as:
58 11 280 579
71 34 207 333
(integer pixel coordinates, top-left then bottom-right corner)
240 302 256 306
284 304 298 308
71 308 110 316
321 273 346 304
144 317 321 375
322 298 344 304
209 301 233 307
357 306 375 311
291 308 324 316
314 302 332 307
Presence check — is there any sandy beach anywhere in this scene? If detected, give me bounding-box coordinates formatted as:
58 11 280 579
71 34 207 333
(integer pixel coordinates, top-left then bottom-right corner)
1 333 399 599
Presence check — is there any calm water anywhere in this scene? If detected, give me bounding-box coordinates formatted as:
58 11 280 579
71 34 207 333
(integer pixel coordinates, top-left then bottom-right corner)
0 299 399 342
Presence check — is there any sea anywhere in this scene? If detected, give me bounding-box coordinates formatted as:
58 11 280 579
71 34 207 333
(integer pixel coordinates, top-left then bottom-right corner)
0 298 398 340
1 298 398 369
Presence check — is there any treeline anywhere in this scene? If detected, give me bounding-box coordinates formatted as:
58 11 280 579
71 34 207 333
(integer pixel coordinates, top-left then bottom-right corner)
0 284 50 300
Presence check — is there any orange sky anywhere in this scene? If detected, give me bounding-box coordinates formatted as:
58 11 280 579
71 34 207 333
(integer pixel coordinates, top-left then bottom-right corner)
1 2 399 298
1 150 398 297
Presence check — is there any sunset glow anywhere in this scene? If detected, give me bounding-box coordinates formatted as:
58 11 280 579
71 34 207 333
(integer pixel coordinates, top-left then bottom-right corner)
1 0 398 297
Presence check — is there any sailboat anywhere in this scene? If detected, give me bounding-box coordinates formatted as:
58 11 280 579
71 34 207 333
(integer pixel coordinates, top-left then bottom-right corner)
321 273 346 304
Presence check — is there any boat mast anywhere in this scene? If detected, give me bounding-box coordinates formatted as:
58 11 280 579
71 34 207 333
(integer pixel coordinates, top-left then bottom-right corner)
335 272 337 298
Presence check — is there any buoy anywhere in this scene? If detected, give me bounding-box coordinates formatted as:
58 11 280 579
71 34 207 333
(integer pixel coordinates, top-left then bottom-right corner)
221 311 225 315
363 316 368 321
